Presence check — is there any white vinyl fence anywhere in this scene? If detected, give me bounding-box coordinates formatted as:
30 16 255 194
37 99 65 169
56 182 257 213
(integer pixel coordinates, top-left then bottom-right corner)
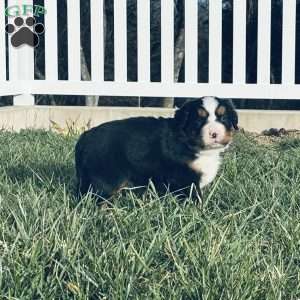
0 0 299 105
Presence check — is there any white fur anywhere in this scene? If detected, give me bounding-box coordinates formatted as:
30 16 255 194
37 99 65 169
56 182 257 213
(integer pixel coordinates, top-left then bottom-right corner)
202 96 218 122
202 121 227 146
189 97 231 188
201 96 226 146
189 147 226 188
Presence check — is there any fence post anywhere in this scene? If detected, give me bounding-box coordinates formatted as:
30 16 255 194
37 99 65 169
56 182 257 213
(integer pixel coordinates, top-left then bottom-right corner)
0 1 6 82
282 0 296 85
233 0 247 84
209 0 222 84
44 0 58 81
257 0 271 84
67 0 81 81
114 0 127 82
8 0 35 106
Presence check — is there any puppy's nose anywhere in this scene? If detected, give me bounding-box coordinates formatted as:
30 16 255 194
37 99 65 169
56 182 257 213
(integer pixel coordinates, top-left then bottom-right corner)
211 132 217 139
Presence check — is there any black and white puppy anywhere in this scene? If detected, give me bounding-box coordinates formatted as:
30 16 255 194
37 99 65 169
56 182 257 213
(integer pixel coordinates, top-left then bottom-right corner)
75 97 238 202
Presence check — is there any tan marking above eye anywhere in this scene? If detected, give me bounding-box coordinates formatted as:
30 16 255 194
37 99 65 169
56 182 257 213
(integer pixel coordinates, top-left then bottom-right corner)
216 106 226 116
198 108 208 118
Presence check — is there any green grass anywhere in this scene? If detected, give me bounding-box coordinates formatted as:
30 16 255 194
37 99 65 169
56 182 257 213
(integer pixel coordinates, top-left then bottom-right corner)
0 130 299 299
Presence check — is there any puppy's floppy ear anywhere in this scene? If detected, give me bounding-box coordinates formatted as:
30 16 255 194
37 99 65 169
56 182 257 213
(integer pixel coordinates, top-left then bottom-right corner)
227 99 239 130
174 102 190 130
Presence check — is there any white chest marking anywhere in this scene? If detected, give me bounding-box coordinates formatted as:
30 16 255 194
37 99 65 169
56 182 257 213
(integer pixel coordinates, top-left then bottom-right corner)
189 148 225 188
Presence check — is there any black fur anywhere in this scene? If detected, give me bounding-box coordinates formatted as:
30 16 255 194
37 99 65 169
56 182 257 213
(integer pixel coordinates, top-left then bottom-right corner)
75 98 238 202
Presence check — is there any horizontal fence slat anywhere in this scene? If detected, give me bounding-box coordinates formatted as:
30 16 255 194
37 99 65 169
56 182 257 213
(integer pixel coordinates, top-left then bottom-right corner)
91 0 104 82
257 0 271 84
185 0 198 83
45 0 58 80
233 0 247 84
67 0 81 81
114 0 127 82
0 81 24 96
137 0 151 82
161 0 174 83
27 81 300 100
0 0 6 81
282 0 296 85
209 0 222 84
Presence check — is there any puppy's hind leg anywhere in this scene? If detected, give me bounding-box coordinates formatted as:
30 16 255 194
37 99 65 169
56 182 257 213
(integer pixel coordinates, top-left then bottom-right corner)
89 175 131 204
76 175 111 203
86 177 114 203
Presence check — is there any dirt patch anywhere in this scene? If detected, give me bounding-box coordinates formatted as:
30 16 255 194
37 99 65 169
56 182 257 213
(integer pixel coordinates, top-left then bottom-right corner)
240 128 300 146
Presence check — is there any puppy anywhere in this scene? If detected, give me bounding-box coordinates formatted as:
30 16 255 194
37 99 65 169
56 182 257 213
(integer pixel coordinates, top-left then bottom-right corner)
75 97 238 202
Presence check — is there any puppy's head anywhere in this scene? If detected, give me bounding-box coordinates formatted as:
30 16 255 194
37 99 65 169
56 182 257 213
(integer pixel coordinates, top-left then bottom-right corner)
174 96 238 149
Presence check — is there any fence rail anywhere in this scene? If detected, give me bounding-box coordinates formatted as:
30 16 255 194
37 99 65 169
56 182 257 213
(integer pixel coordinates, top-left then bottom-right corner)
0 0 299 104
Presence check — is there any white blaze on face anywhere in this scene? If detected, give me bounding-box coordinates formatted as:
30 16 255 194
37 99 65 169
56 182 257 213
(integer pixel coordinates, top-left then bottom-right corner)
201 96 226 147
202 96 218 122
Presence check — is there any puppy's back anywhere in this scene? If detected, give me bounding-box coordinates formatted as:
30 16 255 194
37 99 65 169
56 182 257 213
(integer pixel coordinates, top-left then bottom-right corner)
75 116 168 174
77 117 165 150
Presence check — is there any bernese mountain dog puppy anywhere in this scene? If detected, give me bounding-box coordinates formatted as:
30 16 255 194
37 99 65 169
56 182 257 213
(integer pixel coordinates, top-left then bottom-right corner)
75 97 238 202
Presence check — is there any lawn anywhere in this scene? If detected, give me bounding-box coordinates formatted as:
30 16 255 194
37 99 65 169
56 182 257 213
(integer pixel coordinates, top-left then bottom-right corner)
0 130 299 299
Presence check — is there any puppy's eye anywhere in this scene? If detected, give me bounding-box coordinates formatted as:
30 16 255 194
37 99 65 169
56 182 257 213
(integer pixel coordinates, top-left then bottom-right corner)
216 106 226 116
198 108 208 118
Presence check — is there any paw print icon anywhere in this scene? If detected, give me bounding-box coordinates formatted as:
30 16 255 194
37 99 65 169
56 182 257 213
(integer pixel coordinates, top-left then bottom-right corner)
5 16 44 48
